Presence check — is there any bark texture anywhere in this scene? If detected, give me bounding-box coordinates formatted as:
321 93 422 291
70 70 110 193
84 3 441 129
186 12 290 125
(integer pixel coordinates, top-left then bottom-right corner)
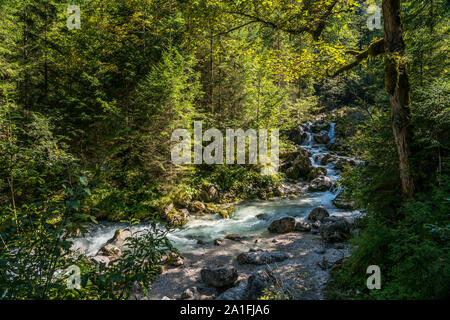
382 0 415 199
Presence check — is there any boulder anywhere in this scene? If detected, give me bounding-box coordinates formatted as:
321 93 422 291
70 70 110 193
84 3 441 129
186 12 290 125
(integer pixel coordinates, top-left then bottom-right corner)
246 269 274 299
216 280 248 300
245 269 293 300
327 139 349 155
311 123 330 133
313 154 323 163
237 249 289 265
320 153 337 165
256 213 269 220
311 220 322 229
293 155 313 177
268 217 296 233
200 184 219 202
106 229 132 247
188 201 206 213
294 219 312 232
315 247 326 254
332 193 357 210
314 131 330 144
181 287 198 300
285 151 312 180
214 239 225 246
334 158 357 171
96 243 121 260
286 126 305 145
307 166 327 181
279 147 310 162
320 216 353 243
308 206 330 223
308 176 332 191
164 203 187 227
216 268 292 300
285 165 300 180
164 203 175 216
201 266 238 288
166 211 187 227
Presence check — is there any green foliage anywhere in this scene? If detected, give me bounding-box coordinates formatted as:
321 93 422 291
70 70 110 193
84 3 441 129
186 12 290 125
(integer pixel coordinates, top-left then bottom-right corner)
327 178 450 299
258 284 292 300
195 164 282 201
339 109 402 216
327 0 449 298
0 175 175 299
77 223 175 300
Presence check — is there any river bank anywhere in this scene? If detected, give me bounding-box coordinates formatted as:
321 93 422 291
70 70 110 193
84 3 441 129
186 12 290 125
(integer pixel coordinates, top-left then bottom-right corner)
147 230 352 300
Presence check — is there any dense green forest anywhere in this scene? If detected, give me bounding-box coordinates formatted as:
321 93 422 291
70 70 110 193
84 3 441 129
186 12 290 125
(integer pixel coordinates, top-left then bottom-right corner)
0 0 448 300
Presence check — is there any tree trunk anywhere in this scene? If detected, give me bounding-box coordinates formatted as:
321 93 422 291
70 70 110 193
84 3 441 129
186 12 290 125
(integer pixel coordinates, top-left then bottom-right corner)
382 0 415 199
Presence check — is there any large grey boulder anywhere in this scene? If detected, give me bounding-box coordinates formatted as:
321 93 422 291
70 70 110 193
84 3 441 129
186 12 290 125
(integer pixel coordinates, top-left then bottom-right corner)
201 266 238 288
314 131 330 144
308 176 332 191
245 269 293 300
320 216 353 243
308 206 330 223
216 280 248 300
237 249 289 265
285 154 312 180
268 217 296 233
246 269 276 300
308 167 327 181
332 192 357 210
286 126 307 145
217 269 293 300
294 219 312 232
321 153 337 165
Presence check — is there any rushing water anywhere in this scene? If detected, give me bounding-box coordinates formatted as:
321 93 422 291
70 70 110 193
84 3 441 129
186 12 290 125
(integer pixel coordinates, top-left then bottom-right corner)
71 122 360 256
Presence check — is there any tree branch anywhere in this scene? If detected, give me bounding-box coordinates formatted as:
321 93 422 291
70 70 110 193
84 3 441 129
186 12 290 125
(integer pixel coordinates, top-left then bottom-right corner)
311 0 339 40
227 0 346 40
213 20 258 37
327 38 385 77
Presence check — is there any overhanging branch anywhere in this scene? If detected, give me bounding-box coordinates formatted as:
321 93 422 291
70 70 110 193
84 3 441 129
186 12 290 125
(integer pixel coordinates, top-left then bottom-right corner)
327 38 385 78
226 0 341 40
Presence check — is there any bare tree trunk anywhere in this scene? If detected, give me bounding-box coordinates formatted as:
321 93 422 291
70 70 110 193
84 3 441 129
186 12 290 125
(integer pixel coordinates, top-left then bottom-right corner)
382 0 415 199
210 28 214 113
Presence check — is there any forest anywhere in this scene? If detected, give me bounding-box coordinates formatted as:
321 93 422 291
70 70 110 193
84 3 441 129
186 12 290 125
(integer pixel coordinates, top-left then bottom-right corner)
0 0 448 300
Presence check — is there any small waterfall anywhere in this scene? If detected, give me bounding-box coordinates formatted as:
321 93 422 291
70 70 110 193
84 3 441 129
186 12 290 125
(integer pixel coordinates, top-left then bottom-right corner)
302 132 312 146
328 122 336 143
